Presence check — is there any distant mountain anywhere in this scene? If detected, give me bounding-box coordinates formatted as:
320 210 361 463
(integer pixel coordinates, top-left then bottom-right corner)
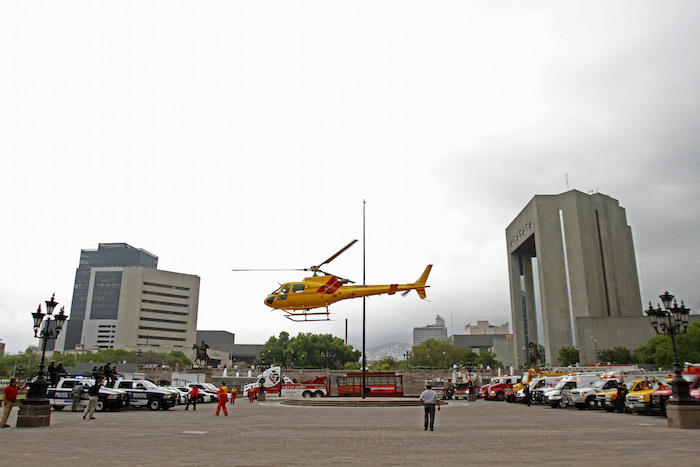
353 342 412 362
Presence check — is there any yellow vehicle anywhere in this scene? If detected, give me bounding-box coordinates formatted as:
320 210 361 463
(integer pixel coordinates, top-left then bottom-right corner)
596 379 651 412
626 379 672 415
234 240 432 321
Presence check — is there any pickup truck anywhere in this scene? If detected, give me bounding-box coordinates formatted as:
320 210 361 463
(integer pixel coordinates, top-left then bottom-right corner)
651 373 700 416
47 378 129 412
596 379 651 412
114 379 178 410
568 376 621 410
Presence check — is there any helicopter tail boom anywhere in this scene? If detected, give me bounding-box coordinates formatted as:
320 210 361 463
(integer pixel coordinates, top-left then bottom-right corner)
414 264 432 299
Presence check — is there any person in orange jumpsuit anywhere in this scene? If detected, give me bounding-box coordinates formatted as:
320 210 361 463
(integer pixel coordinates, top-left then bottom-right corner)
248 387 255 402
230 386 238 405
215 382 228 416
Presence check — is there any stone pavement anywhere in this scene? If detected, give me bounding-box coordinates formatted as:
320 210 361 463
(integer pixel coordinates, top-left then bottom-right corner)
0 398 697 466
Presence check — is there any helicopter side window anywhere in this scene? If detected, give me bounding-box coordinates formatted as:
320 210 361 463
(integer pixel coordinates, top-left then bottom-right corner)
281 284 291 294
292 284 305 293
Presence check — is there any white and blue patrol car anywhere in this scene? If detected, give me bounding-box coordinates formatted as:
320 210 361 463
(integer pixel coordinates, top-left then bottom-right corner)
115 379 178 410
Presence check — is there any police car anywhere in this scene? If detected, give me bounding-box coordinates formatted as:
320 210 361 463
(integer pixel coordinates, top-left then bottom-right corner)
47 377 129 412
115 379 178 410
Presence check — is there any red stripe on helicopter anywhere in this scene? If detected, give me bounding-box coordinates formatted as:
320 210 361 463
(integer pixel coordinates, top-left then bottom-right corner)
318 276 342 294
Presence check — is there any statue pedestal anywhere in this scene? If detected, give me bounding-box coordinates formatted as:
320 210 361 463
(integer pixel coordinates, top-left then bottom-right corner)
667 404 700 429
17 402 51 428
258 394 266 401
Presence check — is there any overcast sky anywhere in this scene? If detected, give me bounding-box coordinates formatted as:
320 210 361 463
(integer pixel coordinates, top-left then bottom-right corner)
2 1 699 354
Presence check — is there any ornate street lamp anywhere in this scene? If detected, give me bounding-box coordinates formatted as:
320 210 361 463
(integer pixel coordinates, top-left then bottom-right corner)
25 294 68 404
404 350 412 373
644 291 693 405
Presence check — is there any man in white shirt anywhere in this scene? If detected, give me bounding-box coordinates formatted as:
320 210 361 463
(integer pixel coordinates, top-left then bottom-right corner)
419 383 440 431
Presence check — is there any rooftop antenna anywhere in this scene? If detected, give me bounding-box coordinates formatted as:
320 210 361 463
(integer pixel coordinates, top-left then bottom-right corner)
566 174 569 191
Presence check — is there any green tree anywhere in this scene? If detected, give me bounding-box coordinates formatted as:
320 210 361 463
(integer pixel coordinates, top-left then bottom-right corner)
599 346 634 364
634 321 700 369
369 356 401 371
474 350 502 368
410 339 466 368
558 346 579 366
254 332 361 369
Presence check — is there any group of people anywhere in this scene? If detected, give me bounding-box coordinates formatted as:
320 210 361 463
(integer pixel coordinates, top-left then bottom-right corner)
90 362 117 387
47 361 67 386
184 383 258 415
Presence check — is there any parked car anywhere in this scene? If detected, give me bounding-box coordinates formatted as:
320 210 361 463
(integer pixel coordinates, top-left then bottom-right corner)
114 379 178 410
47 377 129 412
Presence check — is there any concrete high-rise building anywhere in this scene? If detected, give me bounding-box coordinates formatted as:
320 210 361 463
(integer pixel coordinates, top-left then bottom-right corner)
506 191 651 366
413 315 448 346
56 243 199 354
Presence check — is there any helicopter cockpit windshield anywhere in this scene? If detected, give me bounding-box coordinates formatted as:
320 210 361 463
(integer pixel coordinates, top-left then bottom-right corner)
270 285 282 295
281 284 291 294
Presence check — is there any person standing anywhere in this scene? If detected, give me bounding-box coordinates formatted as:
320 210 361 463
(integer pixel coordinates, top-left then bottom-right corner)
56 362 67 382
523 383 531 407
248 387 255 403
419 383 440 431
47 361 58 386
1 379 25 428
616 383 628 413
185 386 199 411
71 381 84 412
215 382 228 416
83 378 102 420
230 386 238 405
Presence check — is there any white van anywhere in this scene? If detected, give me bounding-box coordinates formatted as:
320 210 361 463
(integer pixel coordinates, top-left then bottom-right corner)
544 373 602 408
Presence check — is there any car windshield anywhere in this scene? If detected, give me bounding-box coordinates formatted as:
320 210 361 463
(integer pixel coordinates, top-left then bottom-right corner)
203 383 218 391
139 380 159 389
553 380 568 390
591 379 611 389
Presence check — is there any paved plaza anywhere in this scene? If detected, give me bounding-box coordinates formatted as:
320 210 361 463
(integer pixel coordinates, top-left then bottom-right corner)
1 398 697 466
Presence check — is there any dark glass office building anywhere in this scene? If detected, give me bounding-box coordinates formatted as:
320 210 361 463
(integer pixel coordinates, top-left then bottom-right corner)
61 243 158 351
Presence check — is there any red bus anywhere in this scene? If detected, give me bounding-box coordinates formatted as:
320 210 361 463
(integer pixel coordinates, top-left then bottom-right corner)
336 372 403 397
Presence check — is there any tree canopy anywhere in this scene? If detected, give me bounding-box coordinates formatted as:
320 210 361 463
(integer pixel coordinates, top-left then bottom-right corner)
408 339 502 369
634 321 700 369
254 332 361 370
598 346 634 364
557 346 580 366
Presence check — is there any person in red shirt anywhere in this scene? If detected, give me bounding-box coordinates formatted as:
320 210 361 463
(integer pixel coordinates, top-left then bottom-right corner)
185 386 199 411
215 383 228 416
2 379 25 428
230 386 238 405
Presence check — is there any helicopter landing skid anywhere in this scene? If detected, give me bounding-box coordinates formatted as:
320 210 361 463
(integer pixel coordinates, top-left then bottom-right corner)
283 308 331 322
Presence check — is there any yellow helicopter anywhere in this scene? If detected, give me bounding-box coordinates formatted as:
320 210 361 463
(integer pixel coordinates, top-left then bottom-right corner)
234 240 432 321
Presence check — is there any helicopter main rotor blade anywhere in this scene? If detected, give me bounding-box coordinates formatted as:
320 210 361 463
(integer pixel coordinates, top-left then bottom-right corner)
313 239 358 271
232 268 308 272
